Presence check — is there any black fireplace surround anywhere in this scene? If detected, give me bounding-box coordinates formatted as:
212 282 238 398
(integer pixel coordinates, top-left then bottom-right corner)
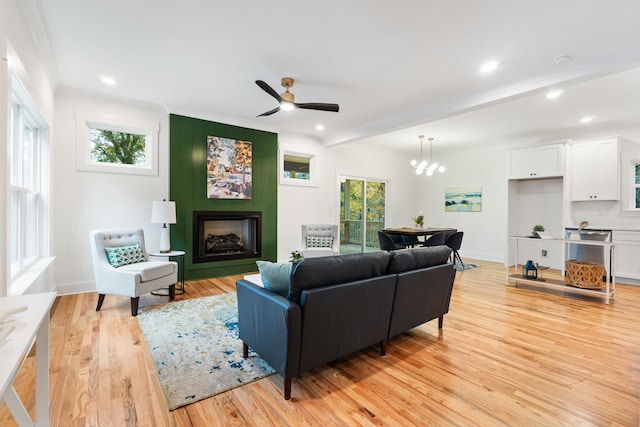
193 210 262 263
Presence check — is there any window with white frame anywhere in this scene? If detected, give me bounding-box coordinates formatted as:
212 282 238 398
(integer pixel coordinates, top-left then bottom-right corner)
634 161 640 209
9 83 47 278
75 110 159 175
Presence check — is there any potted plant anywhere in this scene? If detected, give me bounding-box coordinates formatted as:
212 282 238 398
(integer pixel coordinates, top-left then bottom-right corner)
289 250 302 262
532 224 545 237
412 212 425 228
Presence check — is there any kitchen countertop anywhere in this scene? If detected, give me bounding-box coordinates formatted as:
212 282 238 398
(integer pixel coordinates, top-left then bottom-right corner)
567 226 640 232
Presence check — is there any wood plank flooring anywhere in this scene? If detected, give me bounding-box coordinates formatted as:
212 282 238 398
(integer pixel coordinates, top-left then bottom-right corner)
1 260 639 426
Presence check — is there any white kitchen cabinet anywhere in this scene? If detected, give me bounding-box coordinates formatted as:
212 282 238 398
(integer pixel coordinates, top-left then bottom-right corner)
509 144 564 179
613 230 640 280
570 138 619 201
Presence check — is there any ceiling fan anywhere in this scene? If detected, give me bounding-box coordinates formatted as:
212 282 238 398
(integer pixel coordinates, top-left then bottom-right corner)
255 77 339 117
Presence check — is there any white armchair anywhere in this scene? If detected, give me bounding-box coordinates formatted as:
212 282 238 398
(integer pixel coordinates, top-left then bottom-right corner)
300 224 340 258
90 229 178 316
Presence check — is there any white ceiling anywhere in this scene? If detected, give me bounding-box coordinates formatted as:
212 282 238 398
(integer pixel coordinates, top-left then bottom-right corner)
28 0 640 154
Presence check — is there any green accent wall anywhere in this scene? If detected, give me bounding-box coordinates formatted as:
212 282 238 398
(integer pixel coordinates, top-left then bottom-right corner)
169 114 278 280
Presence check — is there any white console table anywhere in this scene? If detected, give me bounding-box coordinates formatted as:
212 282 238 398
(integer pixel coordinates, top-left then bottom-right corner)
0 292 56 426
507 237 615 304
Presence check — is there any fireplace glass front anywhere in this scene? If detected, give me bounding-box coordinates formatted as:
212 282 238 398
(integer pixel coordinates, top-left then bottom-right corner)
193 211 261 263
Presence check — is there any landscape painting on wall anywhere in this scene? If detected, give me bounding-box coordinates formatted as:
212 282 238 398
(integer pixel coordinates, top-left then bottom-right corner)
445 186 482 212
206 136 253 199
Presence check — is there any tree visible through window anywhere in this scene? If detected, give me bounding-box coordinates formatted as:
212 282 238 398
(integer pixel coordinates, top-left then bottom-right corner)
89 128 147 165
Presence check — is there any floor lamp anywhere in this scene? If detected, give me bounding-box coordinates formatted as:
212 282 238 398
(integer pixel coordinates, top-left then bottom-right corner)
151 200 176 253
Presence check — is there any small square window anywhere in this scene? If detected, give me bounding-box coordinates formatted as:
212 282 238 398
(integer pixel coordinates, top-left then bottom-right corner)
279 146 318 187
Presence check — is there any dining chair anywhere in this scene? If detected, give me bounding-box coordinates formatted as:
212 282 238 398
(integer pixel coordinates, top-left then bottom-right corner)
401 234 420 248
377 231 405 251
422 232 446 247
444 231 464 267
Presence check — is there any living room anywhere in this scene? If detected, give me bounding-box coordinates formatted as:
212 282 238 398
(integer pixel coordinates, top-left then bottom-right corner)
2 1 640 425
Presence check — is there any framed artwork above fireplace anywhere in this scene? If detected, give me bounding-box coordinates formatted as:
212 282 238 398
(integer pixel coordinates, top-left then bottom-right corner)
206 136 253 199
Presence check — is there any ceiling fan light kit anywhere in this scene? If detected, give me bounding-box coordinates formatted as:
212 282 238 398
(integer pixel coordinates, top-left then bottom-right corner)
411 135 445 176
255 77 339 117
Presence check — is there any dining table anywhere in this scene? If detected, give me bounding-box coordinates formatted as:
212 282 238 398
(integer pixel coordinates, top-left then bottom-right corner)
382 227 457 237
382 227 458 245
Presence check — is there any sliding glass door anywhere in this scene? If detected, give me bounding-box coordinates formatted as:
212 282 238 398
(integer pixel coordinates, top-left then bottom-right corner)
339 177 387 254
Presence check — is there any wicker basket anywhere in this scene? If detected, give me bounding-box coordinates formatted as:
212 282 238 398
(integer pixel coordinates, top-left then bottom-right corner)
565 260 605 288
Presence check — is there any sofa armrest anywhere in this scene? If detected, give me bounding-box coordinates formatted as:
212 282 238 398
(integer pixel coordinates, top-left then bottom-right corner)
236 280 302 378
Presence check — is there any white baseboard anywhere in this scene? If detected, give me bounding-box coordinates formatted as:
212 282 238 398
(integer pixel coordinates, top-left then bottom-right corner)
55 281 96 296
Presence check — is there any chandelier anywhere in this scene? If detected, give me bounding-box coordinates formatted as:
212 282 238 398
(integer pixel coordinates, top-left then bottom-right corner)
410 135 445 176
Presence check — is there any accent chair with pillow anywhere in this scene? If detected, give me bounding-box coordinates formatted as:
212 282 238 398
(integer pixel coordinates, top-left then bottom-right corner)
300 224 339 258
90 229 178 316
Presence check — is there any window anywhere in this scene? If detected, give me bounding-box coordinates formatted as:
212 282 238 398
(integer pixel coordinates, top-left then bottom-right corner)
75 110 159 175
339 176 387 254
634 161 640 209
279 147 317 187
9 81 47 278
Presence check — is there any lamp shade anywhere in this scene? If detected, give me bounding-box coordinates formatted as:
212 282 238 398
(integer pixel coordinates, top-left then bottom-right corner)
151 201 176 224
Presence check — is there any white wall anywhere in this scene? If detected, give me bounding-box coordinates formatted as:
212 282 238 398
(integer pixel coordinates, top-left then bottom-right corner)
52 88 169 295
276 134 420 262
419 144 510 262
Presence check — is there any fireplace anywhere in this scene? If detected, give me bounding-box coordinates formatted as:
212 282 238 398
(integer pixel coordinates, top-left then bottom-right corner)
193 211 261 263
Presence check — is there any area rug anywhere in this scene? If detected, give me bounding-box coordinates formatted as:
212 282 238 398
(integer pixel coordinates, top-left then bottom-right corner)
454 262 478 271
137 292 275 410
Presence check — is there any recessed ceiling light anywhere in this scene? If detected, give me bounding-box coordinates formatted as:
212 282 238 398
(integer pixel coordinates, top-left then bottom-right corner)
546 89 563 99
580 116 594 123
480 61 498 72
553 54 572 65
315 124 325 131
99 75 117 85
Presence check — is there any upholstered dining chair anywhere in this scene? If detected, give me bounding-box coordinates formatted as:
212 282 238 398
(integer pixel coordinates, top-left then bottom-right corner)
423 232 446 247
377 231 406 251
444 231 464 267
301 224 340 258
90 229 178 316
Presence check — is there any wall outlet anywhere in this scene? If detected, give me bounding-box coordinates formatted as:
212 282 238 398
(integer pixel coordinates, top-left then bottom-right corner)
541 249 548 257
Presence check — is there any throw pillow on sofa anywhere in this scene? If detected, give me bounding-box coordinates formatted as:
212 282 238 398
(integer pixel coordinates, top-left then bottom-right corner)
256 261 291 297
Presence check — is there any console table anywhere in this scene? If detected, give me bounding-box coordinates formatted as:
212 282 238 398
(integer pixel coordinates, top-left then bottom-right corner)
507 237 615 304
0 291 56 426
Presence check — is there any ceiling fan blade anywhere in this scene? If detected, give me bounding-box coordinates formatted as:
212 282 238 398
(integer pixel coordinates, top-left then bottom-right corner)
257 106 281 117
295 102 340 113
255 80 283 103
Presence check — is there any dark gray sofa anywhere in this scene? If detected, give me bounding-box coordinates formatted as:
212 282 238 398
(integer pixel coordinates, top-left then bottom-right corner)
236 246 455 400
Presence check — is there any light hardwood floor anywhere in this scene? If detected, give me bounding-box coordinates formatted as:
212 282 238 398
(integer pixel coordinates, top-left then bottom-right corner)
1 260 639 426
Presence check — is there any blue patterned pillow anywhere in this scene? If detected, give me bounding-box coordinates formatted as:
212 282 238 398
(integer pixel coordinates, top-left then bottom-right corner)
105 243 147 268
306 236 333 248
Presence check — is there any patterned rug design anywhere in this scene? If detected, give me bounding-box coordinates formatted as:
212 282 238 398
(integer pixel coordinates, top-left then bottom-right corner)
137 292 275 410
454 262 478 271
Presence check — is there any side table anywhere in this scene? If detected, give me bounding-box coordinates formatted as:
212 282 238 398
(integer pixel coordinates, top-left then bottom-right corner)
149 250 186 295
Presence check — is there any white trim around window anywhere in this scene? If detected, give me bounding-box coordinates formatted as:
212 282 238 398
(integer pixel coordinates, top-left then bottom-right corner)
279 145 318 187
75 110 160 176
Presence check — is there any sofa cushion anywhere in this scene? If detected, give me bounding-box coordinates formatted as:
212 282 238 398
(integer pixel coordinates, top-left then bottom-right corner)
388 246 452 273
118 260 175 282
256 261 291 297
288 252 391 304
105 243 147 268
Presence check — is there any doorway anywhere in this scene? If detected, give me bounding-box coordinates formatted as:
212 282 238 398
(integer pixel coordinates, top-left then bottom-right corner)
339 177 387 254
